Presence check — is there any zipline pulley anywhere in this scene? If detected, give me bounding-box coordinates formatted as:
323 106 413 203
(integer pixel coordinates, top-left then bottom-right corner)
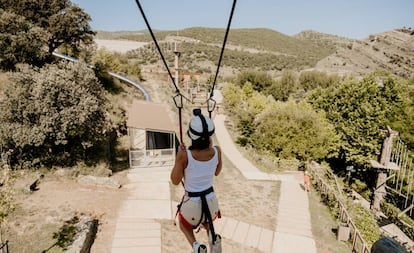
173 93 184 143
207 98 216 118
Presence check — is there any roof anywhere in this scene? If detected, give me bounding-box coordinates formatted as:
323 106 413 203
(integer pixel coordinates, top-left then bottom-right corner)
126 100 175 132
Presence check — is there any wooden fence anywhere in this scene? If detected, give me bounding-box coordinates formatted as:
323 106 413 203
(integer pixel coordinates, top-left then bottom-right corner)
310 164 371 253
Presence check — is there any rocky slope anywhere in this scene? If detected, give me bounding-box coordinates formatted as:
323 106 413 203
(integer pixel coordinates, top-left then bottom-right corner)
300 28 414 78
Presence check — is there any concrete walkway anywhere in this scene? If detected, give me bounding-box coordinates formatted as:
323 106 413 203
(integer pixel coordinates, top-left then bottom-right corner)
110 114 317 253
214 114 317 253
111 166 172 253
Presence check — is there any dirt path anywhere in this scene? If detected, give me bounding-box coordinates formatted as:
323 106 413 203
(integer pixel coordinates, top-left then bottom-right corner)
5 171 128 253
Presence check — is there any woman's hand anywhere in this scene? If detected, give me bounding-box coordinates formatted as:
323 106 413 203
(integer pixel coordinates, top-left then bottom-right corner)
170 143 188 185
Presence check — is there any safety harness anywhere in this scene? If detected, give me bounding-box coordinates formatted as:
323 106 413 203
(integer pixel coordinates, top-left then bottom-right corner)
175 186 220 243
176 111 220 244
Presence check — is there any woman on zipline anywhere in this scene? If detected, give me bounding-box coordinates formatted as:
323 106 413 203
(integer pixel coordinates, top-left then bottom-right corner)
170 108 223 253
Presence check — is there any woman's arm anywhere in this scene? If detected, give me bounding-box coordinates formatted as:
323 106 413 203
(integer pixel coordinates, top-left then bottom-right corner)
170 144 187 185
215 146 222 176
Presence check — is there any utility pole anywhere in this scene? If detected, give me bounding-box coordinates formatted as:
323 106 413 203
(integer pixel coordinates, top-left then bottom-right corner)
371 126 399 212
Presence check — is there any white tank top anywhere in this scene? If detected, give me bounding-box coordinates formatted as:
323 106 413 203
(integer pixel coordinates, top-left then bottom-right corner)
184 146 218 200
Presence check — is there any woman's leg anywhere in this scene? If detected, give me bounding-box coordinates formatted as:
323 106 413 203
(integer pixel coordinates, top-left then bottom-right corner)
179 220 196 246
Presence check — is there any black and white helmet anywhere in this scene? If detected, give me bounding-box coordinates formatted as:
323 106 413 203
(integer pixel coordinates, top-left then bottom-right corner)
188 109 215 140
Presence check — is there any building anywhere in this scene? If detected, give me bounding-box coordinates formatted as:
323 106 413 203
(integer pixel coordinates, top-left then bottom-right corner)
127 101 177 168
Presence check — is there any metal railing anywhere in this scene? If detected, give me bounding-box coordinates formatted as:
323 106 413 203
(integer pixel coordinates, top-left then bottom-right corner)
52 51 151 102
130 148 175 168
310 164 371 253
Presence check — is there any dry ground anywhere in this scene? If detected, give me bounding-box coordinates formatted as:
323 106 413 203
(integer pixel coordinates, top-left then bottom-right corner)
4 169 129 253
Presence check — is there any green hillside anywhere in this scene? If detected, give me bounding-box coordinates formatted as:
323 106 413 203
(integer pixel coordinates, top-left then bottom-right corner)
97 27 336 72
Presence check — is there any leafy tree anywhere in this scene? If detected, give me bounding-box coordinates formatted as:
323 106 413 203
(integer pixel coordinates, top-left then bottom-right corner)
0 62 111 167
0 0 94 69
307 75 407 167
91 49 142 92
94 49 142 78
265 70 298 101
221 82 245 115
222 81 337 160
222 82 271 145
46 4 95 54
234 70 274 92
0 10 49 70
382 76 414 149
236 84 270 146
251 101 339 160
298 70 340 91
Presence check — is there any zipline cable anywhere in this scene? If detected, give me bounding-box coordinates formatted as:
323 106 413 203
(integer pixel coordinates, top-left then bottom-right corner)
208 0 237 117
133 0 237 247
134 0 189 143
133 0 237 140
134 0 179 93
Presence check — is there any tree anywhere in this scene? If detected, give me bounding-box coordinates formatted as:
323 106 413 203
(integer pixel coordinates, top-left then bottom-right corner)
266 70 298 101
381 76 414 149
0 0 95 69
235 84 270 146
251 101 339 160
234 70 274 92
221 82 245 115
46 4 95 54
0 10 49 70
0 62 111 167
298 70 340 91
222 81 338 160
222 82 271 146
307 75 406 167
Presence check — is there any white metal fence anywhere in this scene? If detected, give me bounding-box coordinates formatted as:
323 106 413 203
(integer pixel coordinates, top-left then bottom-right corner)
129 148 174 168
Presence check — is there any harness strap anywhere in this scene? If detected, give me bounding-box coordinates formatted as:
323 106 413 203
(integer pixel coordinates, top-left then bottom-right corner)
188 187 218 245
187 186 214 198
174 187 214 226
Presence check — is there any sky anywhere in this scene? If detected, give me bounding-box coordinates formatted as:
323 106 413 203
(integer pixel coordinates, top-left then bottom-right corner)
71 0 414 39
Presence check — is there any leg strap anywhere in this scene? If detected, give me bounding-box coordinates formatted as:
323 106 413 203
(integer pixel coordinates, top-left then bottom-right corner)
188 187 218 245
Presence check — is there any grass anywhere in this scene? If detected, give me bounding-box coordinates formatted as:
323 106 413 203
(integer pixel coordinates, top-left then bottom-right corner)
308 190 353 253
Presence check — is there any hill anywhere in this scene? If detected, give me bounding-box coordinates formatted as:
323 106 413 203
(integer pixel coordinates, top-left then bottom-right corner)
299 28 414 78
96 27 335 75
96 27 414 79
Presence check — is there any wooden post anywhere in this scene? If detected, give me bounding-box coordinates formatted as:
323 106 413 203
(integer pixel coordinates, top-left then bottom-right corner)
372 126 399 212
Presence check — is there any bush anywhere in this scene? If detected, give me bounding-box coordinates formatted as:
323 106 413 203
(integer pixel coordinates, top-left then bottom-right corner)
251 101 339 161
349 203 381 245
0 62 111 168
350 179 372 200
